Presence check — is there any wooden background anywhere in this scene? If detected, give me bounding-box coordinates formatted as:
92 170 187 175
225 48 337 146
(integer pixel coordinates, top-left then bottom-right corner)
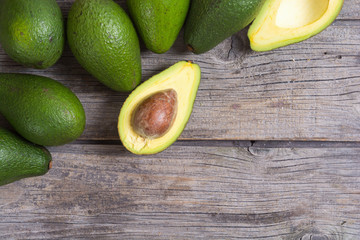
1 0 360 239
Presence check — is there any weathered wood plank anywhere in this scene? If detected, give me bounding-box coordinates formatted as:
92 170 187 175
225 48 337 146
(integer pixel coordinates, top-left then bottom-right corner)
0 2 359 142
338 0 360 20
0 145 359 239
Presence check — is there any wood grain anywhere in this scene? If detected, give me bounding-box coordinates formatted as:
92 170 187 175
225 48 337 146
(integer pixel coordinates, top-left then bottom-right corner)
0 145 359 239
1 1 360 240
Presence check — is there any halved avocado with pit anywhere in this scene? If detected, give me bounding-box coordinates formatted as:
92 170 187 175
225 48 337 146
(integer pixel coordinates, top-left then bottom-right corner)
118 61 201 155
248 0 344 51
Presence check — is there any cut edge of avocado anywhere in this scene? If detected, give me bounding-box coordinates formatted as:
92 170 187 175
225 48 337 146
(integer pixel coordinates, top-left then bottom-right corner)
118 61 201 155
248 0 344 52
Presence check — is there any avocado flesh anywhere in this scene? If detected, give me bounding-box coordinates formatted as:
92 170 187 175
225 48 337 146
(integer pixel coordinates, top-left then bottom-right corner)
127 0 190 54
248 0 344 51
67 0 141 92
184 0 266 54
118 61 201 155
0 0 64 69
0 73 86 146
0 127 52 186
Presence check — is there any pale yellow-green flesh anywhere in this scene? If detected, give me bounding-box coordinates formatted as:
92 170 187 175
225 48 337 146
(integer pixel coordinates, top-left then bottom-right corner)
249 0 344 51
118 61 200 155
276 0 328 28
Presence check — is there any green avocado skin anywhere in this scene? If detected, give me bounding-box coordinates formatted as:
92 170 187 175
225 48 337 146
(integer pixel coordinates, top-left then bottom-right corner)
67 0 141 92
0 73 86 146
0 127 51 186
184 0 266 54
127 0 190 54
0 0 64 69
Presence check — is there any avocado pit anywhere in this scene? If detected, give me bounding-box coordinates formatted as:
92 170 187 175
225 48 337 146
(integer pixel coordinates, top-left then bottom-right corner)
131 89 178 139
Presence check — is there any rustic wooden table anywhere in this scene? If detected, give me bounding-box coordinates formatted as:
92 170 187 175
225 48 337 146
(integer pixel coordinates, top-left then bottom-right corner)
1 1 360 239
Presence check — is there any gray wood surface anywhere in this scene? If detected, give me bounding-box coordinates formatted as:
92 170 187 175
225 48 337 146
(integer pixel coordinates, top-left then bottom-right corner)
1 145 360 239
1 1 360 239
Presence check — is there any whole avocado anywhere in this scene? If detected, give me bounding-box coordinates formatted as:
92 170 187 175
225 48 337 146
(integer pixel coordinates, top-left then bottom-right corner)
0 127 52 186
67 0 142 92
0 73 86 146
0 0 65 69
127 0 190 54
184 0 266 54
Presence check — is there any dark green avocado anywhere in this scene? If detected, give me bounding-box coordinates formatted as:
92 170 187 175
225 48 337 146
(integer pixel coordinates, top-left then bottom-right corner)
0 127 52 186
184 0 266 54
0 73 86 146
67 0 142 92
0 0 65 69
127 0 190 54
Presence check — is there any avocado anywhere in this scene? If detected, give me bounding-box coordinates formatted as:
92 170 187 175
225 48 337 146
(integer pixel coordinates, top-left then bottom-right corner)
67 0 141 92
0 73 86 146
184 0 266 54
248 0 344 51
0 127 52 186
118 61 201 155
127 0 190 54
0 0 65 69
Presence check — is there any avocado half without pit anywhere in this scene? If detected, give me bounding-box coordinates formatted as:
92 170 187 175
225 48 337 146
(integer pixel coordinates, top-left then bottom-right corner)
248 0 344 51
118 61 201 155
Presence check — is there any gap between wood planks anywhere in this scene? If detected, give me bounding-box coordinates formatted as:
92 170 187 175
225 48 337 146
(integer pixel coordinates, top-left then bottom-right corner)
71 139 360 148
